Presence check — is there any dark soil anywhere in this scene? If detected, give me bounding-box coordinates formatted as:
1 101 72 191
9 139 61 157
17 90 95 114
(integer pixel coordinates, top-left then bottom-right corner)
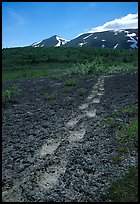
2 72 138 202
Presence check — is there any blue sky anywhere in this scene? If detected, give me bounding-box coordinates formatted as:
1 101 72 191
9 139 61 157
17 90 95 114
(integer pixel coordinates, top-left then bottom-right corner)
2 2 138 48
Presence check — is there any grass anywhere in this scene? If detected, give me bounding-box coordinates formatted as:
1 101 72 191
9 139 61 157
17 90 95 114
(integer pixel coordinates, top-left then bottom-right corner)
3 60 137 81
2 84 21 101
51 74 63 81
36 86 43 91
111 155 123 164
112 105 138 151
43 91 57 100
101 118 122 129
102 105 138 154
64 78 77 86
2 68 50 81
113 105 137 117
66 96 74 102
62 86 71 93
2 47 138 81
106 63 138 74
116 145 128 154
109 105 138 202
2 89 11 100
66 61 138 77
108 165 138 202
78 87 87 95
118 117 138 149
66 61 106 76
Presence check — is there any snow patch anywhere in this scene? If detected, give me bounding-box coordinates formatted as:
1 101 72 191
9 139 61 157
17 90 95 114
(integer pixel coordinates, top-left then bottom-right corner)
94 36 97 39
114 43 118 49
118 29 124 32
130 43 138 49
83 34 93 40
124 30 129 34
32 40 42 46
114 33 118 35
57 36 70 41
102 44 105 48
61 41 67 45
127 38 138 48
55 36 69 47
102 39 106 41
126 32 136 37
79 42 87 47
126 32 138 49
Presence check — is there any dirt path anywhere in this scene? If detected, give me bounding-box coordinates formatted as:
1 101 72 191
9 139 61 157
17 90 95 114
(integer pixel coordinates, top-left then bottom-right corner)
2 72 138 202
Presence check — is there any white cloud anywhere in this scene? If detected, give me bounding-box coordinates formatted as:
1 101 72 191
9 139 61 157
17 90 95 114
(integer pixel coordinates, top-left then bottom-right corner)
88 13 138 33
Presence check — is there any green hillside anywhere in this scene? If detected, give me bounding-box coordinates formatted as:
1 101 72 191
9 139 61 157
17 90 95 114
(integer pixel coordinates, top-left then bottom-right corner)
2 46 138 80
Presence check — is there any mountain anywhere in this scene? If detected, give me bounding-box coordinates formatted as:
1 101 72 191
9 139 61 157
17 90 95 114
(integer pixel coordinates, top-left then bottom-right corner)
31 28 138 50
31 35 70 47
63 29 138 50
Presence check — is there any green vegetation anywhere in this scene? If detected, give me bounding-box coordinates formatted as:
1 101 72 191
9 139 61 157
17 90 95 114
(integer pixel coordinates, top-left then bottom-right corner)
108 166 138 202
111 155 123 164
2 46 138 81
66 96 74 102
103 105 138 152
78 87 87 95
43 91 57 100
36 86 43 91
113 105 138 151
105 104 138 202
2 89 11 100
51 74 62 81
3 68 50 81
2 84 20 101
113 105 137 117
64 78 77 86
101 118 122 129
118 117 138 149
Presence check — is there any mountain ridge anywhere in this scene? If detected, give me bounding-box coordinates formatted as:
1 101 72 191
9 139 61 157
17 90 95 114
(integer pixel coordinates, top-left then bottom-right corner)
31 28 138 50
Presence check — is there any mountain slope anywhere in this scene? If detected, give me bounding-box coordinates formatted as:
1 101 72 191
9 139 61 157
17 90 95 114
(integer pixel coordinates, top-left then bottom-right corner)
31 29 138 50
31 35 70 47
63 29 138 49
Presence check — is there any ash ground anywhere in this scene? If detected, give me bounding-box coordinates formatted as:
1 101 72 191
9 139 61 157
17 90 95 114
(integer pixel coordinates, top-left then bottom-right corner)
2 72 138 202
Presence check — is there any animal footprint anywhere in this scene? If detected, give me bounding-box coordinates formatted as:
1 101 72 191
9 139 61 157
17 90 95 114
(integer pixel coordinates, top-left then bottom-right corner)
91 98 100 103
79 103 89 110
39 139 60 156
66 115 83 127
84 109 97 118
38 162 67 189
68 129 86 142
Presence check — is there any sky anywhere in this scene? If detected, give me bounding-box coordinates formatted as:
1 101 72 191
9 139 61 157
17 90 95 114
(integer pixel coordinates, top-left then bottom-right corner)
2 2 138 48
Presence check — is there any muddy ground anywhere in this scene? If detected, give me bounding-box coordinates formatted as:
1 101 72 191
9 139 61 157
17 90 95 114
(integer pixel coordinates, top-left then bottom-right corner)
2 72 138 202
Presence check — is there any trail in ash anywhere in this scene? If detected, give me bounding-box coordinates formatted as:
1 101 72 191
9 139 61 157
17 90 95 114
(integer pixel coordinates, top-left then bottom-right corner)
37 75 107 190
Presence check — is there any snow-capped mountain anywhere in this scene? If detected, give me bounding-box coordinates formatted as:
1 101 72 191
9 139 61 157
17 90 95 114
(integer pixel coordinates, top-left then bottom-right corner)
31 29 138 50
63 28 138 50
31 35 70 47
